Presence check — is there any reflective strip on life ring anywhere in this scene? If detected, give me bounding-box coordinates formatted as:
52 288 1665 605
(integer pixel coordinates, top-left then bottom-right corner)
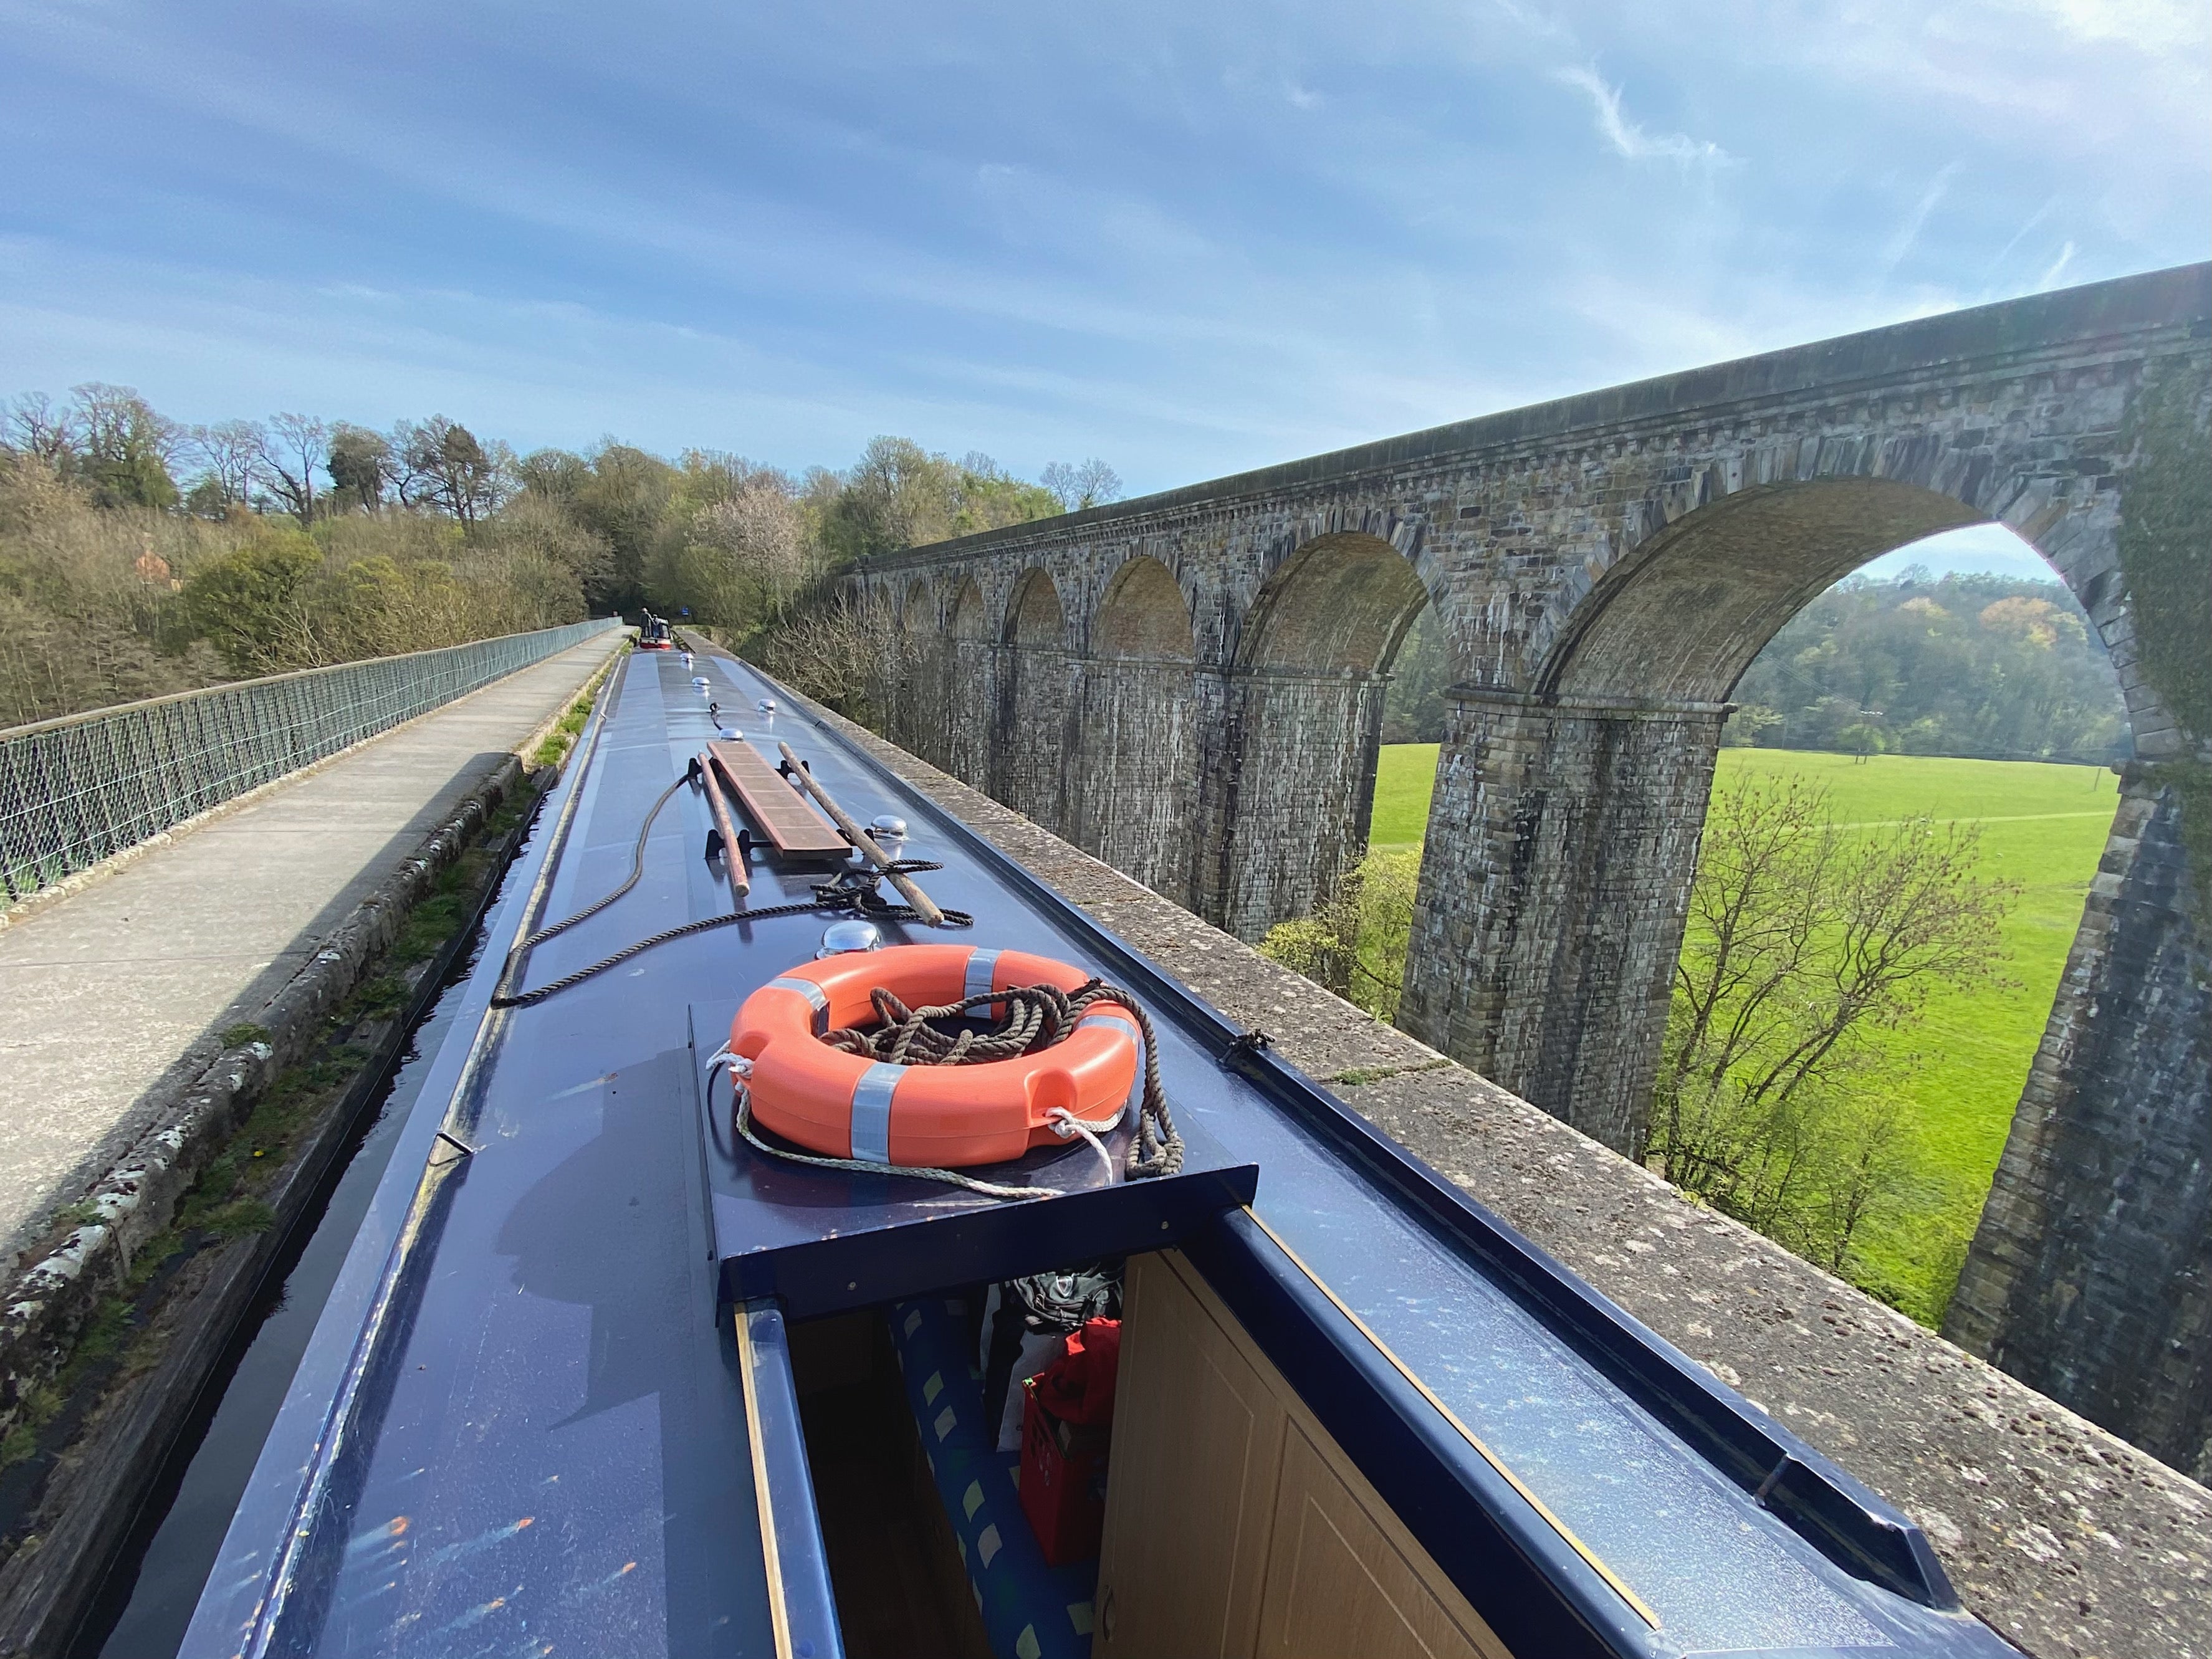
729 944 1139 1169
849 1061 903 1164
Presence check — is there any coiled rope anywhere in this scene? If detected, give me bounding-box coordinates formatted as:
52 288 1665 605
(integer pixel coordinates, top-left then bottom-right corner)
823 980 1182 1181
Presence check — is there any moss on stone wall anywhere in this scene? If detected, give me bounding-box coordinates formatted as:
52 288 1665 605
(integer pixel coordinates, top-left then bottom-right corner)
2117 368 2212 739
2118 366 2212 924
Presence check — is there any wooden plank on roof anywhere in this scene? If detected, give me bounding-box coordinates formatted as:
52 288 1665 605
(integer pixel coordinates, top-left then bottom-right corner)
707 739 850 858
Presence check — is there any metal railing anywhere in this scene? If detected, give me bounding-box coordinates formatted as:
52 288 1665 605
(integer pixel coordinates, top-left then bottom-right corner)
0 618 622 906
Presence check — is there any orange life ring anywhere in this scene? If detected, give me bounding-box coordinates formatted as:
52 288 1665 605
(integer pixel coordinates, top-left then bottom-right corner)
729 944 1141 1169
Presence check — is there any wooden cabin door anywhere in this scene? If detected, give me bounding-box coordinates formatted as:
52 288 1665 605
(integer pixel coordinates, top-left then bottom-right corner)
1093 1252 1509 1659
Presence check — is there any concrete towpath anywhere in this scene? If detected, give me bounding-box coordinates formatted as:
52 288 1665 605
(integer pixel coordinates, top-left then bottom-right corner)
0 630 629 1265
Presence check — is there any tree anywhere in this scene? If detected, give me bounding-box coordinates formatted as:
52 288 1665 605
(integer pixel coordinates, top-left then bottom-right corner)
1730 571 2127 761
1720 703 1784 747
4 392 79 467
327 423 393 510
674 480 810 628
568 442 675 605
181 527 324 673
821 436 952 560
1379 608 1447 743
749 592 909 728
816 437 1059 564
1259 848 1422 1022
1040 457 1123 512
398 416 511 528
184 420 264 515
251 413 328 525
512 446 593 507
1647 773 2016 1281
68 383 180 509
472 490 613 596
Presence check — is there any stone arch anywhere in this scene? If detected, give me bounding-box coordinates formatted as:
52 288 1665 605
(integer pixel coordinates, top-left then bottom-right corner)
1533 475 2138 714
1003 567 1063 648
1400 470 2142 1157
899 578 933 633
1235 531 1432 676
944 578 992 785
950 578 989 639
1071 556 1202 903
995 570 1070 829
1208 532 1432 939
1093 555 1195 659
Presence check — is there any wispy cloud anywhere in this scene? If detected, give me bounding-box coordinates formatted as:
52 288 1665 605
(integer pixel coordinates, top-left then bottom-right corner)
2035 239 2078 289
0 0 2203 501
1553 67 1735 168
1879 161 1964 281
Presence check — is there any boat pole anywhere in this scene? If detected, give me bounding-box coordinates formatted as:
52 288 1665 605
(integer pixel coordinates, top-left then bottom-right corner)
776 740 947 926
694 750 750 900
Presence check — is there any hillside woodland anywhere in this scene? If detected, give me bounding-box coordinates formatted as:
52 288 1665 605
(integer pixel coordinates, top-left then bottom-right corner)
1382 565 2128 760
1 384 1118 729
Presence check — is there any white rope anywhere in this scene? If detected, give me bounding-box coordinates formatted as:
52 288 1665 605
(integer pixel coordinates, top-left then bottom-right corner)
1046 1107 1121 1187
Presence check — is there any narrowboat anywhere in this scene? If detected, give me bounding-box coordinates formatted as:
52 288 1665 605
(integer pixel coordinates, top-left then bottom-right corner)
180 639 2020 1659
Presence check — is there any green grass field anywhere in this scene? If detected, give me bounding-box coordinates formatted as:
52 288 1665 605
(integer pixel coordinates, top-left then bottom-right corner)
1369 743 2117 1324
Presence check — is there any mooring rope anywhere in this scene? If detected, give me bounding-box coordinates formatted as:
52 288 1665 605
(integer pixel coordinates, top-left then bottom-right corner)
820 980 1182 1182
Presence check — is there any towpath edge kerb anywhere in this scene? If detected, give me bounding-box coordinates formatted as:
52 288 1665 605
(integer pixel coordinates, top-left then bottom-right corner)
772 680 2211 1659
0 762 524 1439
0 643 621 1461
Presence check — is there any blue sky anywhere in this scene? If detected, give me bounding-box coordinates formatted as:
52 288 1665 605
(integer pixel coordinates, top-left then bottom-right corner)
4 0 2205 578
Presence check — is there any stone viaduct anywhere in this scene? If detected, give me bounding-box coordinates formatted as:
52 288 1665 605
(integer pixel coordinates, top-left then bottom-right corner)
855 263 2212 1471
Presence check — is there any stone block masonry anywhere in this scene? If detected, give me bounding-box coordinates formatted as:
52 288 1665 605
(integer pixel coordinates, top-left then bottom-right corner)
855 264 2212 1466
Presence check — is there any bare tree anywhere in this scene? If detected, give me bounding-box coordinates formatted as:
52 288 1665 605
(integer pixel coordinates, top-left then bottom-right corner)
254 413 329 525
1648 773 2017 1278
4 393 79 466
1040 457 1123 512
750 592 908 728
186 419 265 511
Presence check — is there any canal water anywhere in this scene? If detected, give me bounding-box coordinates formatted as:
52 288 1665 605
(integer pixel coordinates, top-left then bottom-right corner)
70 904 507 1657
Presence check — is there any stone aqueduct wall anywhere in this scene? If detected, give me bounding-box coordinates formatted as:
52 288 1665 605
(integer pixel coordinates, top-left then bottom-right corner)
857 264 2212 1469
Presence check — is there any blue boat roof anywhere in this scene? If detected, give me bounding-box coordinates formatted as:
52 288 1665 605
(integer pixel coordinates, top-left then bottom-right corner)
183 644 2017 1659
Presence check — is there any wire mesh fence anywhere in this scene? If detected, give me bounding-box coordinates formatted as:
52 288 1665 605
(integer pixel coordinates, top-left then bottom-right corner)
0 618 621 907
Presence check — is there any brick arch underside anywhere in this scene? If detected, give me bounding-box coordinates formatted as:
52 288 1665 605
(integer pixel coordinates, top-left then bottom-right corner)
1541 477 1987 702
1072 556 1200 904
1215 532 1431 939
997 570 1068 828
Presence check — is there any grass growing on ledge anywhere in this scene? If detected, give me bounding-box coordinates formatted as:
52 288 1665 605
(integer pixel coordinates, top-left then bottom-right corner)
530 661 613 770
